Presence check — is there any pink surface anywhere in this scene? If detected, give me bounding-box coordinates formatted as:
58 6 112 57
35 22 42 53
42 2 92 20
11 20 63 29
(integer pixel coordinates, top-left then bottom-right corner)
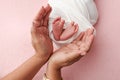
0 0 120 80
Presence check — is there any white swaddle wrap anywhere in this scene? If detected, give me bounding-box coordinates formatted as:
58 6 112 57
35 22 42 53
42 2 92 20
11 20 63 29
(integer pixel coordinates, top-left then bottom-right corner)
48 0 98 49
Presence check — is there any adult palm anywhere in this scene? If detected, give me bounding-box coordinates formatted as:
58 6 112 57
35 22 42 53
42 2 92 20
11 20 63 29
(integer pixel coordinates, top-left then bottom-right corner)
31 4 53 61
49 28 94 68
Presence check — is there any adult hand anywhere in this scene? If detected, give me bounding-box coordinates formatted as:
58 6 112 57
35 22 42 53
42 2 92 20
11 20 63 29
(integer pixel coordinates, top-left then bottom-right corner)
31 4 53 61
48 28 94 69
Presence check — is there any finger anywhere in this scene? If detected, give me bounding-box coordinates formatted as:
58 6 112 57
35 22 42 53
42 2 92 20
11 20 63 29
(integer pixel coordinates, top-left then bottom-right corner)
43 4 52 27
34 6 45 21
86 35 94 48
33 20 41 28
82 29 89 41
33 6 45 28
80 52 87 56
73 32 85 42
39 27 49 36
85 28 94 44
87 28 94 36
84 34 94 53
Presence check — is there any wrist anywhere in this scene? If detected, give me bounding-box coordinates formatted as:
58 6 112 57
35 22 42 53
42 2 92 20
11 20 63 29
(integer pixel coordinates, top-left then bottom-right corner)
34 54 47 65
48 57 63 70
46 61 62 80
48 60 62 71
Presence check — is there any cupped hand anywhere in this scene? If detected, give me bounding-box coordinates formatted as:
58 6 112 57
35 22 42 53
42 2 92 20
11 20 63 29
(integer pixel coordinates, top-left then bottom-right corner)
48 28 94 69
31 4 53 61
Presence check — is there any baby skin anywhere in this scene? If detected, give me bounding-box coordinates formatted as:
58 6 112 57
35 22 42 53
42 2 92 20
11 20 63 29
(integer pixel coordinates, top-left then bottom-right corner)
52 17 79 41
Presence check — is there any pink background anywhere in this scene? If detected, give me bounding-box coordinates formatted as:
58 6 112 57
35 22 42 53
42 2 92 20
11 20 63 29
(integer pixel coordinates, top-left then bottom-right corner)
0 0 120 80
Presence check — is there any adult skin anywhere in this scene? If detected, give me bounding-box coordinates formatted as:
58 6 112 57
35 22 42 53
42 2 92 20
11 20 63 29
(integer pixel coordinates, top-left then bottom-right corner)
1 4 53 80
1 4 94 80
46 28 94 80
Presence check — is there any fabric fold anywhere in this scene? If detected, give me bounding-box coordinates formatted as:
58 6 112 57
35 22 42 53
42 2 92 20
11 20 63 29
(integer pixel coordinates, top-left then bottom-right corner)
48 0 98 49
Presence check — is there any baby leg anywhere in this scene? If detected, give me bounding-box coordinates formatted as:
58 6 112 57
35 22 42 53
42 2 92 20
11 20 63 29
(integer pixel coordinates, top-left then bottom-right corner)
52 17 78 41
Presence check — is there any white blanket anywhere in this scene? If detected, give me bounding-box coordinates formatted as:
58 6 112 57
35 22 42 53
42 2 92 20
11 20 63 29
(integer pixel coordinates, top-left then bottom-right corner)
48 0 98 49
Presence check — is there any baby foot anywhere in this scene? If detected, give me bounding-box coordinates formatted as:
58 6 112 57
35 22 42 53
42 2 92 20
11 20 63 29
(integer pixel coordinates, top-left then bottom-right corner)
52 17 65 40
52 17 78 41
60 22 78 40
